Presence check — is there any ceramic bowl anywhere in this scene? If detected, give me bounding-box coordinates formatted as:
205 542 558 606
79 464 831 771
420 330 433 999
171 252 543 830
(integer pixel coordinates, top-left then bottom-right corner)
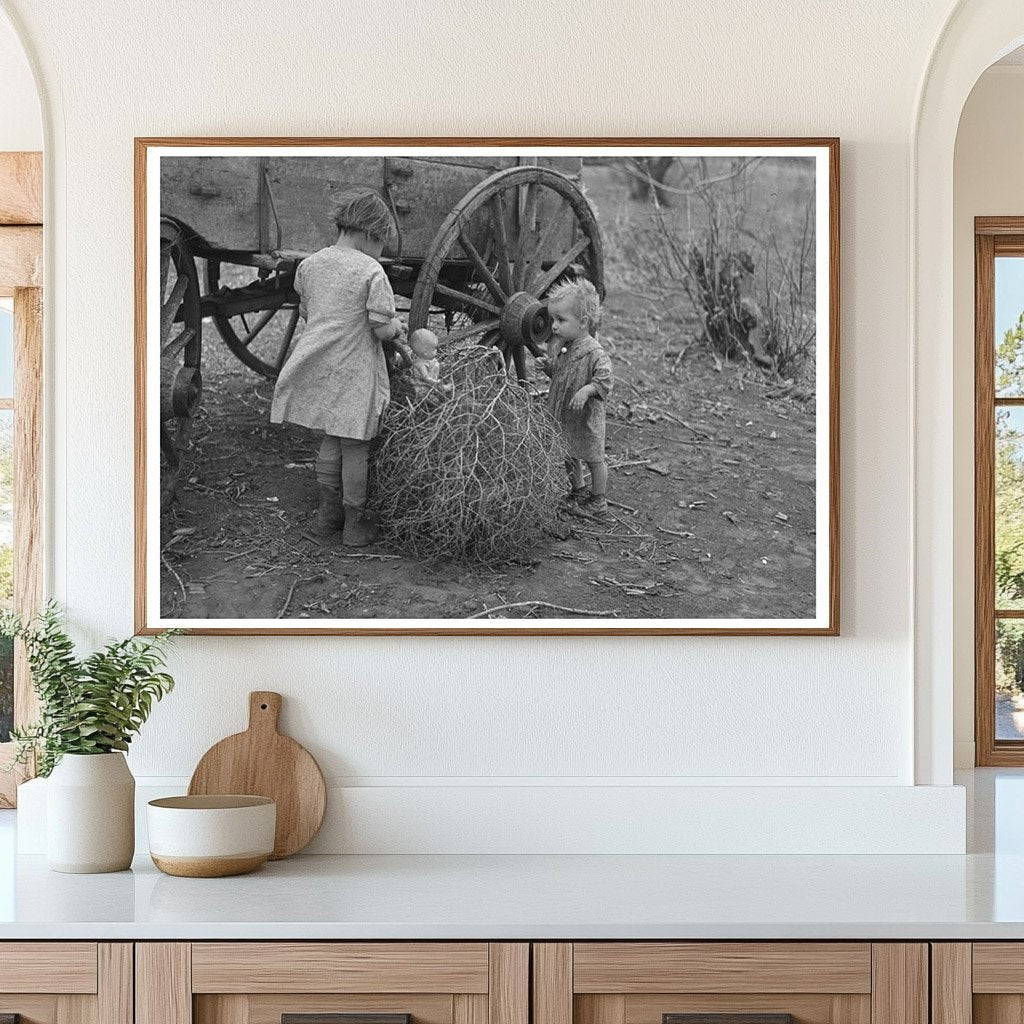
147 795 276 877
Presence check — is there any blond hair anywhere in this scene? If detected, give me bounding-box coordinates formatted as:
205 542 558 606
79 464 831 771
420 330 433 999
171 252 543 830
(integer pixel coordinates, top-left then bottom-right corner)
546 278 601 330
331 187 397 246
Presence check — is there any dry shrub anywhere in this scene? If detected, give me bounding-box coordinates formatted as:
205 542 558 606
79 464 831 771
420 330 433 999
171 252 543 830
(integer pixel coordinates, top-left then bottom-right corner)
611 156 817 382
372 348 566 564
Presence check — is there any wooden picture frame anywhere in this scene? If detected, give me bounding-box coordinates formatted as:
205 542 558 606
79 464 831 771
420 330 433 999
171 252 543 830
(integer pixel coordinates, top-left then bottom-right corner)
136 137 839 636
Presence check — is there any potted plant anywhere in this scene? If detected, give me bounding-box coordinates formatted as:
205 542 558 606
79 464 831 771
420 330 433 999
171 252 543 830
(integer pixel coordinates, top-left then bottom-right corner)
2 603 177 873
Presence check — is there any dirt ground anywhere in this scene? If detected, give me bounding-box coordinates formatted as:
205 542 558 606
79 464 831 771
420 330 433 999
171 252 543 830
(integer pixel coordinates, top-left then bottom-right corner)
160 165 818 622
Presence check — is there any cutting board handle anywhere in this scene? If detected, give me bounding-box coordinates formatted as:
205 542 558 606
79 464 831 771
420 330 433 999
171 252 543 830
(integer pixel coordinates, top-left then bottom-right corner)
248 691 282 734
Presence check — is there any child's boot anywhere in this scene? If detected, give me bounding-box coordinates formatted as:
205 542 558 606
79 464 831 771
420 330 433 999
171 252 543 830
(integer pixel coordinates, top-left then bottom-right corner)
580 493 609 518
312 485 345 536
342 504 379 547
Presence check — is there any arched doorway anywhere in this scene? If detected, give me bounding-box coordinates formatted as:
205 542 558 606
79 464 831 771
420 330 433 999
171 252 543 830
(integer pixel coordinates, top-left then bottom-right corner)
914 1 1024 785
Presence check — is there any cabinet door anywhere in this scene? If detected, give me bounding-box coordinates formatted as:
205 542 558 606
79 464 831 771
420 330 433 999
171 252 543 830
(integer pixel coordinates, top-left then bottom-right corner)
0 943 131 1024
941 943 1024 1024
533 944 928 1024
137 943 528 1024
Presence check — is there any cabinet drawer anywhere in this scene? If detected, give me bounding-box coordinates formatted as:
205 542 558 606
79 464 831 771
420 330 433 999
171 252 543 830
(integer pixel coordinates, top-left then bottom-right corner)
139 943 528 1024
572 944 871 994
534 944 926 1024
0 942 98 993
191 943 490 993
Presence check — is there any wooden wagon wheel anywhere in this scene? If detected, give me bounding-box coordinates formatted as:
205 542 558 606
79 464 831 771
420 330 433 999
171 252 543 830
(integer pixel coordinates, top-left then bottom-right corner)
159 219 202 509
408 165 604 382
206 260 302 379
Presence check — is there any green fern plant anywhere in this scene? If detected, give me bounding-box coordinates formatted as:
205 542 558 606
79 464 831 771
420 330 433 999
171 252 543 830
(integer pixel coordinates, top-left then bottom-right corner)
0 603 178 777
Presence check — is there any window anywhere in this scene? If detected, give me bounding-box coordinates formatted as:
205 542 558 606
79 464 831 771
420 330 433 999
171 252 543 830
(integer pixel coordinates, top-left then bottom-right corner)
0 149 43 805
975 219 1024 764
0 302 12 745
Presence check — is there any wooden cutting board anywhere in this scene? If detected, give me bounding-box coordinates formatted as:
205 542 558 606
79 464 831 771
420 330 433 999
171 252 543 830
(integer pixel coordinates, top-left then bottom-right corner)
188 691 326 859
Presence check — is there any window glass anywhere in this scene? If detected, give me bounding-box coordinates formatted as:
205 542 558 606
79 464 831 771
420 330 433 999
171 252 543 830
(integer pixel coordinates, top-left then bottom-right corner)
997 620 1024 740
996 407 1024 610
996 257 1024 397
0 404 10 742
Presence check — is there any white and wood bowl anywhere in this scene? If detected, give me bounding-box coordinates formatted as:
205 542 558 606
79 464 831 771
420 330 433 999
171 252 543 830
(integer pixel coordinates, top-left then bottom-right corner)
147 795 276 877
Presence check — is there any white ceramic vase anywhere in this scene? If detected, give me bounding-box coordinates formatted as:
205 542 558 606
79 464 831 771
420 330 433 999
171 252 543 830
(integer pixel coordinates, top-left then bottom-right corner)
46 752 135 873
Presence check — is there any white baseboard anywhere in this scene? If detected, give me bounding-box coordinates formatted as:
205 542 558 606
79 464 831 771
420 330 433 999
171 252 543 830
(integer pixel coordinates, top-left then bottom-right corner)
17 778 967 856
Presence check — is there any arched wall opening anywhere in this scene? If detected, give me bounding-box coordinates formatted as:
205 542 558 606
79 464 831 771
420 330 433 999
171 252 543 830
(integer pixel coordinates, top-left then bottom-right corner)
952 48 1024 768
914 1 1024 785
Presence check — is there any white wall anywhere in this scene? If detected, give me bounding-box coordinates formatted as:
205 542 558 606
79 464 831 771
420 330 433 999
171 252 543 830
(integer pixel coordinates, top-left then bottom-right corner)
952 66 1024 767
0 0 973 852
0 7 39 152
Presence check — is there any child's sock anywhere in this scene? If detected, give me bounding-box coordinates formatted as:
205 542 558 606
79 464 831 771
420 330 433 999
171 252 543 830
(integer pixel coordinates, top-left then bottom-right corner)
316 436 343 491
340 439 370 507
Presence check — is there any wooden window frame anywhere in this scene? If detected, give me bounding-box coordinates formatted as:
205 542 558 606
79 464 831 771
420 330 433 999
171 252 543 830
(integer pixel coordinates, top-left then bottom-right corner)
0 151 43 806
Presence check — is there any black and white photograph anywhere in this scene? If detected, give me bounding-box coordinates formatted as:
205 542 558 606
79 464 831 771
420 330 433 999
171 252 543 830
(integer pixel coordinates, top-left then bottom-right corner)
138 140 838 634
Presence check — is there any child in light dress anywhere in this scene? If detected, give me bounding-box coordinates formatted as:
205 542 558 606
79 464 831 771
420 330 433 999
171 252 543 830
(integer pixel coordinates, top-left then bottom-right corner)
270 188 406 546
539 279 613 515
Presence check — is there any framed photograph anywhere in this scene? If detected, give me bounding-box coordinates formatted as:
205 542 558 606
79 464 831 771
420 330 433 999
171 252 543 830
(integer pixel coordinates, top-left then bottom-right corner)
135 137 838 635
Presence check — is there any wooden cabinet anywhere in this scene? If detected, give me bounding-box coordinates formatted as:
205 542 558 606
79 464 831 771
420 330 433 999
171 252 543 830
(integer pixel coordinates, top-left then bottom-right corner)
532 944 928 1024
0 938 946 1024
932 943 1024 1024
136 944 528 1024
0 943 132 1024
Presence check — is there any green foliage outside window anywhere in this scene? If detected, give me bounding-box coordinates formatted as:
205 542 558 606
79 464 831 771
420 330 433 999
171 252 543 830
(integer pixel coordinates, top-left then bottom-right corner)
996 312 1024 693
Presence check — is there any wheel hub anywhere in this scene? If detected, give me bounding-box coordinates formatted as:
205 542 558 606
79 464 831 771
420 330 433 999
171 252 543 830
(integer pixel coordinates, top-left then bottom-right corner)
500 291 550 349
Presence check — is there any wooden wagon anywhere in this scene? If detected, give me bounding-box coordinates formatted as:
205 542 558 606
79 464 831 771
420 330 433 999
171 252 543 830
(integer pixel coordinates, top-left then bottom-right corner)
157 153 605 506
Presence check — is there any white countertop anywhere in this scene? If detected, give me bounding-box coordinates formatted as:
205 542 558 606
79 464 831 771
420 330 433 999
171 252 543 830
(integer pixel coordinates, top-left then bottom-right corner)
1 849 1023 940
2 769 1022 941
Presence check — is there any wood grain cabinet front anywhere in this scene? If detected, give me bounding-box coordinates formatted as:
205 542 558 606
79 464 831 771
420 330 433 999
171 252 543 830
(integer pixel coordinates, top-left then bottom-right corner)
136 944 528 1024
933 943 1024 1024
532 944 929 1024
0 943 132 1024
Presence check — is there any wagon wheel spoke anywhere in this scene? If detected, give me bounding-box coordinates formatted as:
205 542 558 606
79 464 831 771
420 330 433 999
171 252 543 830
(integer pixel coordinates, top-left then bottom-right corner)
274 305 302 374
531 236 593 298
514 181 539 291
489 192 514 296
458 229 506 304
160 247 171 297
524 198 571 293
205 258 301 379
162 326 196 361
160 274 190 344
159 219 202 510
433 282 502 317
444 317 501 342
499 339 513 373
512 343 528 383
240 300 286 348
